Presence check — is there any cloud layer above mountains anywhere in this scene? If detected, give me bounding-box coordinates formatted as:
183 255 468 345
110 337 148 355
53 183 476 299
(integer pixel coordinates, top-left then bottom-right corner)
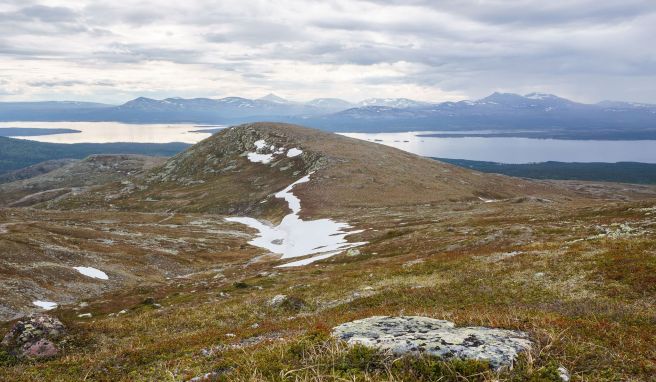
1 0 654 103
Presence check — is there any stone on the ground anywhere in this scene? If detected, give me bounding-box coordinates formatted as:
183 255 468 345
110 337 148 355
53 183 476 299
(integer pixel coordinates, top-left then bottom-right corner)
346 248 361 256
1 313 66 359
332 316 532 369
268 294 305 311
21 339 59 359
188 371 220 381
142 297 156 305
269 294 286 306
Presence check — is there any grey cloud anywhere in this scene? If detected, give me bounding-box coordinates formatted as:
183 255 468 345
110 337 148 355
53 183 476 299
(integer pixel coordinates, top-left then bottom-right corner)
91 43 202 64
0 0 655 103
204 20 306 44
364 0 656 26
16 5 78 22
82 4 169 26
0 4 110 41
28 80 86 88
26 79 123 89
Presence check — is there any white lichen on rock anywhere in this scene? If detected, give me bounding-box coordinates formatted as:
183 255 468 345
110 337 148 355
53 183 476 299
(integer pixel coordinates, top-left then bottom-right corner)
332 316 532 369
589 223 645 240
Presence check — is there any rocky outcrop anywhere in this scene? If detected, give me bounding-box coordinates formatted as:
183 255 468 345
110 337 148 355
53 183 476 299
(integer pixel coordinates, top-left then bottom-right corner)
1 314 66 360
332 316 532 369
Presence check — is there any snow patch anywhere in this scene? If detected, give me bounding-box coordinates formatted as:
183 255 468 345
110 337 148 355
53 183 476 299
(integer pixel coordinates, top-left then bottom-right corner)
33 300 57 310
73 266 109 280
276 251 341 267
247 152 274 164
226 172 365 266
478 197 497 203
247 139 287 163
525 92 555 100
287 148 303 157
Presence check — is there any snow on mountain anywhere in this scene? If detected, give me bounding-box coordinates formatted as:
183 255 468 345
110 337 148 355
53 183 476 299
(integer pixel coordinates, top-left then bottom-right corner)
258 93 291 104
357 98 431 108
524 93 560 100
306 98 354 111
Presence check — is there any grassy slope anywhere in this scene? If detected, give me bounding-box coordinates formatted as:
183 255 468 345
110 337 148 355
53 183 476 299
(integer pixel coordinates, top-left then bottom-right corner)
1 199 654 381
0 155 167 206
53 123 566 218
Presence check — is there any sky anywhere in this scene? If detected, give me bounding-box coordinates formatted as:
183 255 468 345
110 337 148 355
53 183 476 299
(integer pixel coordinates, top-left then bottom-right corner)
0 0 655 104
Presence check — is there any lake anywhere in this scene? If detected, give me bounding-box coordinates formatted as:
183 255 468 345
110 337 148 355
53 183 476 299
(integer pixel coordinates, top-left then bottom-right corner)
341 132 656 164
3 122 656 164
2 121 218 144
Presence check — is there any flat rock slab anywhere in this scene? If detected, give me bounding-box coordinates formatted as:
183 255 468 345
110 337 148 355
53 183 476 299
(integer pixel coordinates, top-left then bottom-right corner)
332 316 532 369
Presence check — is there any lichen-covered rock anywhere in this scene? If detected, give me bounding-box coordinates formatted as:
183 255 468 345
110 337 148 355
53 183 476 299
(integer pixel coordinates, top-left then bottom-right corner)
346 248 361 257
558 366 571 381
21 339 59 359
187 371 220 381
268 294 305 311
332 316 531 369
1 314 65 360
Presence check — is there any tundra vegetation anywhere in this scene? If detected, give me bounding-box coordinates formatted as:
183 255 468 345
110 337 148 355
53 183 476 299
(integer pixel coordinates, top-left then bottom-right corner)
0 124 654 381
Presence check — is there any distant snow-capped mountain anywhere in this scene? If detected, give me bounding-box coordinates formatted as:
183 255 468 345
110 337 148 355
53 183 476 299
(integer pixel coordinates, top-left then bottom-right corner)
306 98 354 111
301 92 656 134
357 98 431 108
1 93 655 138
258 93 292 104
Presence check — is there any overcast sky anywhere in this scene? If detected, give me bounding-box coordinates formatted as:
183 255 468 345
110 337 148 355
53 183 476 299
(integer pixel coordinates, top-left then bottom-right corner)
0 0 655 104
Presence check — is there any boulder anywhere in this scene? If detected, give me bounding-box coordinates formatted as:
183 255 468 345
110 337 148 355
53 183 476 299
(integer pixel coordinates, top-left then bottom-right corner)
332 316 531 369
1 314 65 360
21 339 59 359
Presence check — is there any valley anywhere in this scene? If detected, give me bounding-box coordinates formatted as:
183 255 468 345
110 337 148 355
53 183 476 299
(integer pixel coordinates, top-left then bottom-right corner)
0 123 654 381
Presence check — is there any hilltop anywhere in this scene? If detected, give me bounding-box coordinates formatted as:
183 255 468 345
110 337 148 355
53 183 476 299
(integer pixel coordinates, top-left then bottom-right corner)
0 123 654 381
0 154 165 207
55 123 565 218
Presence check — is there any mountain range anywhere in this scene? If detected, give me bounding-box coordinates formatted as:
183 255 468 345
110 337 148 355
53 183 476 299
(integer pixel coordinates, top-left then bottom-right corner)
1 93 655 138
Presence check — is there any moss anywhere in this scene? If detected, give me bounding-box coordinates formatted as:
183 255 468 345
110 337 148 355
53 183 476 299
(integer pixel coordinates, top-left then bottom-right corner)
391 356 491 381
0 350 16 367
525 363 567 382
334 344 386 373
232 281 249 289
